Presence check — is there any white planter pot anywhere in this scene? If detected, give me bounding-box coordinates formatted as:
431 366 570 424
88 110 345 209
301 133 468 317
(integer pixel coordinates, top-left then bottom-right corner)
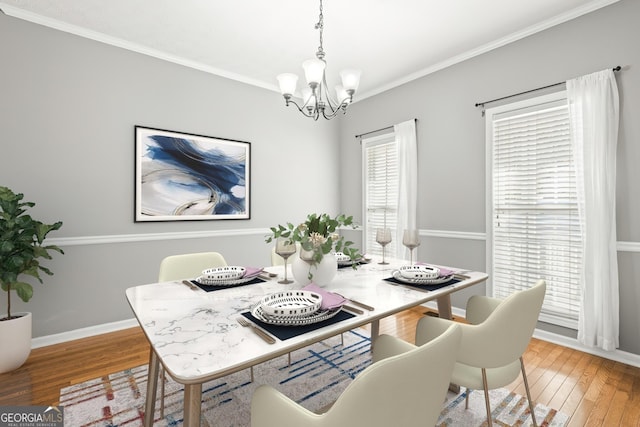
0 312 32 373
291 252 338 286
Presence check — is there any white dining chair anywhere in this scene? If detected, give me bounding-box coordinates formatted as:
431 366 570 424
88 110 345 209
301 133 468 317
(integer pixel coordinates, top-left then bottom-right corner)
158 251 227 282
415 279 546 427
156 251 227 415
250 323 462 427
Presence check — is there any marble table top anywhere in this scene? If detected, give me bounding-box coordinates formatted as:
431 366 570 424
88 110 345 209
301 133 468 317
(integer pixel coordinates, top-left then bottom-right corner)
126 258 487 384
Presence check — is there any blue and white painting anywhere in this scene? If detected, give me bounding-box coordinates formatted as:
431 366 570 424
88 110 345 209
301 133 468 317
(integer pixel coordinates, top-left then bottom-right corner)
135 126 250 221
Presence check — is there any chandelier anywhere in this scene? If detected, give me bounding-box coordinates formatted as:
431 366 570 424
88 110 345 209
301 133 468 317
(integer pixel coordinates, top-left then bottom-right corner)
276 0 361 120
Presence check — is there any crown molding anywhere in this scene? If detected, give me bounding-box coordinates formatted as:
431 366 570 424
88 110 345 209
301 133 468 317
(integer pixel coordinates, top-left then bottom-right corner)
0 3 280 93
2 0 619 101
356 0 621 101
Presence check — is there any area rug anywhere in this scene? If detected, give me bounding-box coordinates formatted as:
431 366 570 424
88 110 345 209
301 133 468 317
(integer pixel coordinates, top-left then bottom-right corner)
439 388 569 427
60 330 371 426
59 330 568 426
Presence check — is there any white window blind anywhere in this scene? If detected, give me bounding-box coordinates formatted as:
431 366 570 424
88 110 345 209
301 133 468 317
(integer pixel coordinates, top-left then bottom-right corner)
487 92 582 329
363 133 398 257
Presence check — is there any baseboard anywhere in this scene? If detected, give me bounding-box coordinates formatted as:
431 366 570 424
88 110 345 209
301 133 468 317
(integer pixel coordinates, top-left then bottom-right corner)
31 318 139 349
533 329 640 368
421 302 640 368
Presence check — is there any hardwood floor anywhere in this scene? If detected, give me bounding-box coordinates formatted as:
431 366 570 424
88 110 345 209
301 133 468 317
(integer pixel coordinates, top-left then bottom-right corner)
1 307 639 426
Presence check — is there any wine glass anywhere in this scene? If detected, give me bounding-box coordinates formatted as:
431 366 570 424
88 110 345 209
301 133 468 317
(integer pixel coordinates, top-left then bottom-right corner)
402 229 421 265
375 228 392 265
275 237 296 284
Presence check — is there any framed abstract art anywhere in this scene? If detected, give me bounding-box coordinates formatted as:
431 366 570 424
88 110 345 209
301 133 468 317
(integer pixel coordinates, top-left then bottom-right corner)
135 126 251 221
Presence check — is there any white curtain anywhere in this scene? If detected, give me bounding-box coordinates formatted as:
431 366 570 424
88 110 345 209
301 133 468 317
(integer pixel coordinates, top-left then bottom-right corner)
393 119 418 259
567 69 620 351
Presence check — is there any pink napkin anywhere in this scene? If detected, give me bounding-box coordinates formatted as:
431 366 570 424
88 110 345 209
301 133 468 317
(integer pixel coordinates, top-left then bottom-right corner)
437 267 454 277
243 267 264 278
303 283 347 310
416 263 454 277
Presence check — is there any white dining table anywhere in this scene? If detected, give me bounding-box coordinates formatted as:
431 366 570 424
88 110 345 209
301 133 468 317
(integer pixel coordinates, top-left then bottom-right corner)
125 258 488 427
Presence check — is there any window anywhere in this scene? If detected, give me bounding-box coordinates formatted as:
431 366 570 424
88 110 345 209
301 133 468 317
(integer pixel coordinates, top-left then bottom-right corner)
486 92 582 329
362 132 398 257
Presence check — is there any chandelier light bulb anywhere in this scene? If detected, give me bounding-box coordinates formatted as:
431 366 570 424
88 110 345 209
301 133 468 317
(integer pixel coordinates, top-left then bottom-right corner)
302 58 326 86
340 69 361 92
277 73 299 96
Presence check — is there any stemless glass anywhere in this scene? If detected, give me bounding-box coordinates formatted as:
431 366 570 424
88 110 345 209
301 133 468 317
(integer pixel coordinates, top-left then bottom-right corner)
375 228 392 265
402 229 421 265
275 237 297 284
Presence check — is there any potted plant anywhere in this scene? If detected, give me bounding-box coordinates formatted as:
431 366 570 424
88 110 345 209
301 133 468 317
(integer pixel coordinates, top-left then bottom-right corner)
266 213 361 285
0 186 63 373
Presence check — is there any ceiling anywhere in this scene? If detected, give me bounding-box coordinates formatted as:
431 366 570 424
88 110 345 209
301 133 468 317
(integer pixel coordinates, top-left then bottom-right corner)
0 0 618 101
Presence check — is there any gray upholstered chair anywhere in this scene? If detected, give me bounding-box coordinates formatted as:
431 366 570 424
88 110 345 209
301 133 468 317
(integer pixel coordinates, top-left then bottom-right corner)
415 280 546 427
250 324 462 427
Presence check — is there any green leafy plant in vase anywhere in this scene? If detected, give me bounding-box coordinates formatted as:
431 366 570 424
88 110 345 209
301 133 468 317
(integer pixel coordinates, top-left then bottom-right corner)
0 186 64 372
266 213 361 283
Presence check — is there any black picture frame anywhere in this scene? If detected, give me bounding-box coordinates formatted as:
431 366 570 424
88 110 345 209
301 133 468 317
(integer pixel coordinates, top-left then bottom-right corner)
134 126 251 222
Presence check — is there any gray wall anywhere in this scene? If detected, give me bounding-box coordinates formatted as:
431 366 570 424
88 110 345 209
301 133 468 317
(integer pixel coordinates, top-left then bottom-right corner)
0 12 343 337
1 0 638 359
339 0 640 356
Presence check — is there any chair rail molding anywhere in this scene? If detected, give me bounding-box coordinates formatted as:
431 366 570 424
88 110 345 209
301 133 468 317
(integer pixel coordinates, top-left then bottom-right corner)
420 229 486 241
617 241 640 252
47 229 640 255
46 228 270 247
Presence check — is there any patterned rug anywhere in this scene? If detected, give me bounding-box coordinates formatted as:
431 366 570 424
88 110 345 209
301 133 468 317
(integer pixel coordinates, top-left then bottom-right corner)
439 388 569 426
59 330 568 426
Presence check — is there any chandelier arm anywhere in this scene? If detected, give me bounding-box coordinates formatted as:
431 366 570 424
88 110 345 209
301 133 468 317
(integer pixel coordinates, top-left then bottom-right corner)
320 73 337 113
321 102 348 120
318 71 346 116
283 97 320 120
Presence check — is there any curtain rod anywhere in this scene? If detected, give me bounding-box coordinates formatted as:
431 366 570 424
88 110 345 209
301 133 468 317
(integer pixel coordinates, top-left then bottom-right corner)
475 66 621 110
355 118 417 139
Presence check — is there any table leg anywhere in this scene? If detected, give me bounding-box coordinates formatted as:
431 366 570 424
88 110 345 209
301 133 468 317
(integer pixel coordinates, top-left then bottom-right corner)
435 293 460 392
370 319 380 350
436 294 453 320
143 351 159 427
183 383 203 427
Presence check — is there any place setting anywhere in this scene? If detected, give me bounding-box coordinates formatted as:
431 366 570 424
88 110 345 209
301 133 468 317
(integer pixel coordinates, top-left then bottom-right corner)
384 264 461 291
239 283 372 342
335 251 372 269
381 228 463 291
183 265 268 292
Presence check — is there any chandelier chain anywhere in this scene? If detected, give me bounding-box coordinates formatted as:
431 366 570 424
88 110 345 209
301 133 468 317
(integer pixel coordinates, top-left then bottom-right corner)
315 0 325 58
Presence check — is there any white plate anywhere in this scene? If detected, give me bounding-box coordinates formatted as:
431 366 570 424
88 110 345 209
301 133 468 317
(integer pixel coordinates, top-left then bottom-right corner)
335 252 351 263
251 303 342 326
194 275 257 286
338 259 359 267
398 265 440 280
201 266 246 281
336 252 363 267
257 290 322 318
392 270 454 285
